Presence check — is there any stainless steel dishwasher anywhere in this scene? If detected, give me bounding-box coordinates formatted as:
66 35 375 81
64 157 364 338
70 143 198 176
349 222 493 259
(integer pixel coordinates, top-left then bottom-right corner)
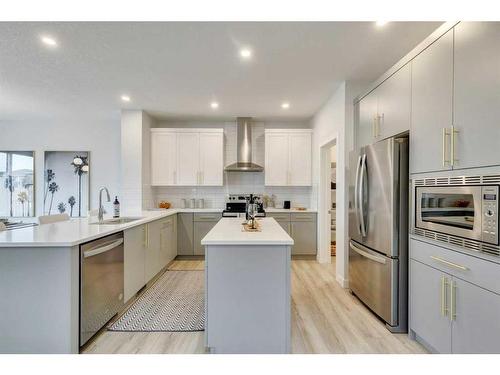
80 232 124 346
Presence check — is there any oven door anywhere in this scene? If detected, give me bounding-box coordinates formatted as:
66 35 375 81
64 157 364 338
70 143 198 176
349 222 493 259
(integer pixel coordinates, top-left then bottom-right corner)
415 186 482 242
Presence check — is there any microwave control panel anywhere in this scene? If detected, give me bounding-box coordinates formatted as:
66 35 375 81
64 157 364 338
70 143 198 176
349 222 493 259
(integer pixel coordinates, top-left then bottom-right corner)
481 185 499 245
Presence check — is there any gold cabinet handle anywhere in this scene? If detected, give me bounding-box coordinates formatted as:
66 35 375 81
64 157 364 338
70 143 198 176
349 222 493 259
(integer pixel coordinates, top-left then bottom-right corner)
450 125 459 167
450 280 457 321
430 256 468 271
442 128 450 166
441 276 449 317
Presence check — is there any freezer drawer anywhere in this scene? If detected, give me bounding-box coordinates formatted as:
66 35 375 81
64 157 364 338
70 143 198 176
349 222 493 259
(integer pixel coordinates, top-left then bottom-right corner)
349 240 398 326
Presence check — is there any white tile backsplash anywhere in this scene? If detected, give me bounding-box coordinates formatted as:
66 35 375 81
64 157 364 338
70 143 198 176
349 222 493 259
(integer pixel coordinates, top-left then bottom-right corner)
152 119 312 209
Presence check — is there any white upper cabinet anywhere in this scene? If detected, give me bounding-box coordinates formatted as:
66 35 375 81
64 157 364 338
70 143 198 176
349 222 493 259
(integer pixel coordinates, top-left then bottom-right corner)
410 30 454 174
357 64 411 147
453 22 500 170
265 129 312 186
151 131 177 185
265 132 289 186
176 132 200 185
151 128 223 186
199 132 224 186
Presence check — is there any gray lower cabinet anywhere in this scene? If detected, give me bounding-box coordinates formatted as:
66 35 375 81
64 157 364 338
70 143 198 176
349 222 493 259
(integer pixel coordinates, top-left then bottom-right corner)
268 212 317 255
409 238 500 353
145 219 162 282
126 216 179 300
194 213 222 255
124 224 147 302
159 215 177 267
177 213 194 255
452 277 500 353
409 259 451 353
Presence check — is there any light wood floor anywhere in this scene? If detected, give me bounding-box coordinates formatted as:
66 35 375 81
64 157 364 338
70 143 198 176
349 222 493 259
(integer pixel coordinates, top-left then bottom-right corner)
83 257 426 354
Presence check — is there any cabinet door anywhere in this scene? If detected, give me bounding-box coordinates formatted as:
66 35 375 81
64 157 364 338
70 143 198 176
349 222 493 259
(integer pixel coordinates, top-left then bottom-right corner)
177 213 194 255
290 220 317 255
265 132 289 186
275 220 291 235
151 132 177 185
409 259 452 353
288 132 312 186
194 220 218 255
199 132 223 186
357 89 378 147
454 22 500 169
377 64 411 140
124 225 146 302
145 221 162 282
410 30 453 174
451 278 500 353
159 217 175 267
176 132 200 185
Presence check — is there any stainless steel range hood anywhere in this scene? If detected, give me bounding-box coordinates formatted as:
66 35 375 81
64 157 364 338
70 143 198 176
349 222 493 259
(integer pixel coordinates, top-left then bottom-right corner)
224 117 264 172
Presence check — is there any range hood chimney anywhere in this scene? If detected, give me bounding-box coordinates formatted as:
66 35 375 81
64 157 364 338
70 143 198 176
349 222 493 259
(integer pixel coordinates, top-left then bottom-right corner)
224 117 264 172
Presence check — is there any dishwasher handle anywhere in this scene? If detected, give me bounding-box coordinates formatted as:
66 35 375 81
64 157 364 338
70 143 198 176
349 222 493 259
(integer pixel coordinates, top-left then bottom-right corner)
83 238 123 258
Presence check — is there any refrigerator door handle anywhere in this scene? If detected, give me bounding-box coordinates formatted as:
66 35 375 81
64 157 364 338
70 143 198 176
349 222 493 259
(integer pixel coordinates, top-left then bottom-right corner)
354 155 362 235
349 241 386 264
359 153 367 237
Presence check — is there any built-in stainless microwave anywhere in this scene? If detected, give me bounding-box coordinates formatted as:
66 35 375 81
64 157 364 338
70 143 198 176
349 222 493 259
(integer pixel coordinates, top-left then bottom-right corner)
415 185 499 246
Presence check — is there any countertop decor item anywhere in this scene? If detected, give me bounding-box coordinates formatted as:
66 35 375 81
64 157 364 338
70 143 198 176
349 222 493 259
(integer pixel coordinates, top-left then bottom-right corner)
158 201 171 209
242 220 261 232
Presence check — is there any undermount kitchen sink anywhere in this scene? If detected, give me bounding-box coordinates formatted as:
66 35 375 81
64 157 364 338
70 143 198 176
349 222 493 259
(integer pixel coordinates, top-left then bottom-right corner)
91 217 143 225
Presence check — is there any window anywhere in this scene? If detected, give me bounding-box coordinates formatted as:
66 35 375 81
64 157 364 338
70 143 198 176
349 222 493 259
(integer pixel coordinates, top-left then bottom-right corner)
0 151 35 217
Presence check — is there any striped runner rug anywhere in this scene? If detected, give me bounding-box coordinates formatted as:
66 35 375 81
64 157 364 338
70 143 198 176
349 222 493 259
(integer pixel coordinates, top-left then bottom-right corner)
108 270 205 332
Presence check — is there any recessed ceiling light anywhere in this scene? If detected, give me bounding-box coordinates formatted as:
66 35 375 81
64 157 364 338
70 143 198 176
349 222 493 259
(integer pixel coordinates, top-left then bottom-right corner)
210 101 219 109
121 95 131 102
375 21 388 27
40 35 57 47
281 102 290 109
240 48 252 59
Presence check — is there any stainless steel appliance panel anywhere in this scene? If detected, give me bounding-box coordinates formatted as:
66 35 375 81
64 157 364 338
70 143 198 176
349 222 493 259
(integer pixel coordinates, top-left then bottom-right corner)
349 240 398 325
415 185 499 245
80 232 124 346
349 137 399 257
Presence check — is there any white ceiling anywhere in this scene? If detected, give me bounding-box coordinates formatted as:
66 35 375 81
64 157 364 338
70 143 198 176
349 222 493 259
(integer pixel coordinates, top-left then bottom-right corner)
0 22 442 122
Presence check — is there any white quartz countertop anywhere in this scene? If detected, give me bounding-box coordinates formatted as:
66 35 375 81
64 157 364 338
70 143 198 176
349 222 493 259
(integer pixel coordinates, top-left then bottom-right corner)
201 217 294 246
0 208 222 248
265 208 317 213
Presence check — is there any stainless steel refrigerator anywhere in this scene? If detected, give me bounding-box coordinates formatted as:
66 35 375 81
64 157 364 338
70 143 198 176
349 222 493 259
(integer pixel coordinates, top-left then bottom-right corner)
348 136 408 332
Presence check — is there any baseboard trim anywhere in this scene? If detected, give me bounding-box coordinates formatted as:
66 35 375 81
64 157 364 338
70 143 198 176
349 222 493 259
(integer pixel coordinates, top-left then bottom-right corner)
336 274 349 289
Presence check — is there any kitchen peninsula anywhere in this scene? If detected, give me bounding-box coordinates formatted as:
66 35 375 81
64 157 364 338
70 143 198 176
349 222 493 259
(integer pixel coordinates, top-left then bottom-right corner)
201 217 293 354
0 209 215 354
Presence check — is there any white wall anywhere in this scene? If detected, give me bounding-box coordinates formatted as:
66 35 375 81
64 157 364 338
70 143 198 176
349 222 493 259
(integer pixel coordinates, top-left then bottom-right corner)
120 110 157 213
309 80 367 286
0 116 121 216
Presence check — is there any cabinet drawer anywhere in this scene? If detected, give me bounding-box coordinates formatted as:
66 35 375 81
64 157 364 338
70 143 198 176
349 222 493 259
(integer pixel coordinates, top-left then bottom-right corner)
410 238 500 295
291 213 316 222
160 216 175 228
194 212 222 222
267 212 291 221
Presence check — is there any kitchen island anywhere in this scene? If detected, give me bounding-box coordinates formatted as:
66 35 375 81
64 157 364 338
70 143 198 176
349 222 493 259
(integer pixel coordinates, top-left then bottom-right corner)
201 217 293 354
